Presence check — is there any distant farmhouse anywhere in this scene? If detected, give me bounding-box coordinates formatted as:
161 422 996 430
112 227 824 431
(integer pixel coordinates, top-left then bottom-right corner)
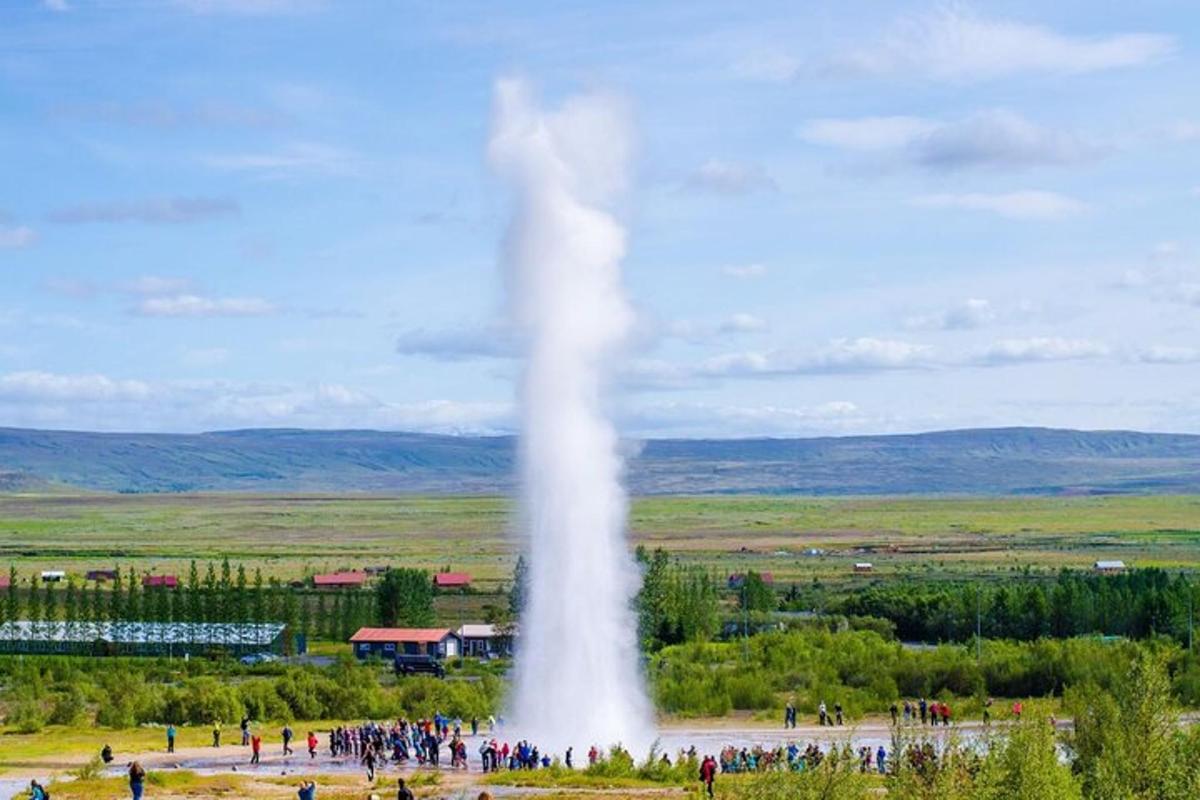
313 571 369 590
86 569 119 582
350 627 461 660
142 574 178 589
457 623 513 658
1094 560 1127 574
854 562 874 573
433 572 471 590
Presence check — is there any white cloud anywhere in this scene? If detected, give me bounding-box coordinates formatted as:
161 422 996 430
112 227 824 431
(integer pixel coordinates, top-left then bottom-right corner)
904 298 998 331
47 197 239 225
202 142 361 178
912 190 1087 220
721 263 767 279
134 294 277 318
119 276 196 296
395 324 518 360
42 0 69 11
0 371 151 402
622 399 868 437
690 338 936 380
0 224 36 249
975 337 1110 365
719 313 769 334
0 370 510 434
1165 122 1200 142
834 8 1173 81
685 160 777 194
800 110 1095 171
1135 346 1200 364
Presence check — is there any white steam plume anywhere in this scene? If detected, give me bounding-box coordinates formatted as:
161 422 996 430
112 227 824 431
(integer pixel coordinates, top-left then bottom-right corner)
490 78 653 754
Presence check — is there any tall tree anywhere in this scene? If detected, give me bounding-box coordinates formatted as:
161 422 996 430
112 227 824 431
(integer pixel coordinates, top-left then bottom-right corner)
203 561 218 623
508 555 529 617
233 563 248 624
27 574 42 623
186 560 202 624
126 567 141 621
251 568 266 623
6 566 18 623
43 578 58 622
376 568 435 628
109 566 123 621
63 576 78 630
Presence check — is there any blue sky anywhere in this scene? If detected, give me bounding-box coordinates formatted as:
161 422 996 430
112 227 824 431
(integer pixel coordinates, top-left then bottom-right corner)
1 0 1198 437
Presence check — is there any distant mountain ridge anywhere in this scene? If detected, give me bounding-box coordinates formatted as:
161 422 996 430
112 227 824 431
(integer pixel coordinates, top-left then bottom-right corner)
1 425 1198 495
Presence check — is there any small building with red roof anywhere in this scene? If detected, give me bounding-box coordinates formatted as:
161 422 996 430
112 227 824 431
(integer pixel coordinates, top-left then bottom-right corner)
433 572 471 590
349 627 461 660
313 571 369 590
142 574 179 589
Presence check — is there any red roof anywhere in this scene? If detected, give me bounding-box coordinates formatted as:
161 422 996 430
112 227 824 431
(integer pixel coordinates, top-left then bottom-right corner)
350 627 454 644
434 572 471 587
0 574 9 589
143 575 179 588
313 571 368 587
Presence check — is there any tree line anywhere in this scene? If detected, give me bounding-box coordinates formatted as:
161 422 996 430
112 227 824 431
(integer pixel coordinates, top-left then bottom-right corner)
0 560 437 643
835 568 1199 645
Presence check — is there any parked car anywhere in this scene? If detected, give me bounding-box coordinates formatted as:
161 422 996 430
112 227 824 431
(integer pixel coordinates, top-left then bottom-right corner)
239 652 279 666
394 653 446 678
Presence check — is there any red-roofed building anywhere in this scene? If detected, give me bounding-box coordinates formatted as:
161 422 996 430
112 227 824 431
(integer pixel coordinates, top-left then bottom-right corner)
433 572 472 590
349 627 461 659
143 575 179 589
313 571 369 590
0 574 9 590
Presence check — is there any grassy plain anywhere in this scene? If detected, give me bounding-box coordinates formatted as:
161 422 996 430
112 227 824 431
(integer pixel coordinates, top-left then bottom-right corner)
1 494 1198 596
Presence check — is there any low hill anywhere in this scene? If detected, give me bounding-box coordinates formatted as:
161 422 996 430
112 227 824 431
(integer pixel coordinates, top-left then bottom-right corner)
0 426 1198 495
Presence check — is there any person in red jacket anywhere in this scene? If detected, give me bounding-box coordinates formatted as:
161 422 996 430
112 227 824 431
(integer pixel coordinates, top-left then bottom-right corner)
699 754 717 798
307 731 318 759
250 734 262 765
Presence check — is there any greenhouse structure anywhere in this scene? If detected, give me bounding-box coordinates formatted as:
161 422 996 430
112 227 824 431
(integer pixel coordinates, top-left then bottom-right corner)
0 620 291 657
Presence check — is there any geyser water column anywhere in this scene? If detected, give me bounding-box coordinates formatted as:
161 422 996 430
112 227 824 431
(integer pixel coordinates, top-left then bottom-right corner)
490 78 653 754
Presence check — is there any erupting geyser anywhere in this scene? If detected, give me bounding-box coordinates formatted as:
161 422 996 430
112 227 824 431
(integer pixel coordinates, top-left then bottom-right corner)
490 78 653 753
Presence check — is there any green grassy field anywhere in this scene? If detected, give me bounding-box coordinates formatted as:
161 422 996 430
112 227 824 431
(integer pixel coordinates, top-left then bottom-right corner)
1 493 1198 595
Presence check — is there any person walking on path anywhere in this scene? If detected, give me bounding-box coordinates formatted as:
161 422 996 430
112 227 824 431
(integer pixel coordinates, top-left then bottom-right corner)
307 731 318 759
241 716 251 746
166 724 176 753
835 702 844 726
699 754 717 798
890 703 899 726
297 780 316 800
818 701 828 726
129 761 146 800
876 746 887 774
28 780 47 800
363 746 377 782
212 722 222 747
282 724 294 755
251 734 262 765
919 698 927 725
397 778 415 800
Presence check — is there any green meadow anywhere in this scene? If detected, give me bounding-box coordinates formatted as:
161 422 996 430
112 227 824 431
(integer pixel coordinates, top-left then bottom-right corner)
1 493 1197 591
